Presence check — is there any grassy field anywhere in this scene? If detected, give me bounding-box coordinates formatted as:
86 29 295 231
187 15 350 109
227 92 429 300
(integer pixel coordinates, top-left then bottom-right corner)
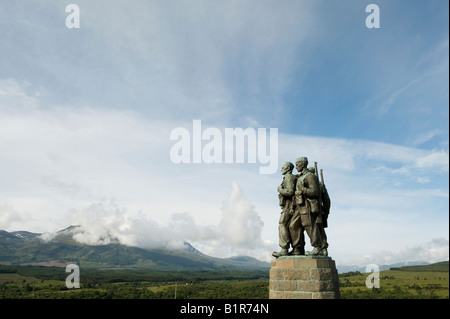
0 263 448 299
340 269 448 299
0 265 269 299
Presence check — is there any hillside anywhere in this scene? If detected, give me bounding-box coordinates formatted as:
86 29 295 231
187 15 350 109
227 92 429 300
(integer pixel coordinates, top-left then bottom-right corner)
337 261 430 274
340 261 449 299
390 261 449 272
0 227 269 271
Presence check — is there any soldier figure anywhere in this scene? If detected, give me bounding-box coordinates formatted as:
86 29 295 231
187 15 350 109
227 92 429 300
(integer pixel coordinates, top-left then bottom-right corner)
292 157 322 256
308 167 330 256
319 176 331 256
272 162 297 257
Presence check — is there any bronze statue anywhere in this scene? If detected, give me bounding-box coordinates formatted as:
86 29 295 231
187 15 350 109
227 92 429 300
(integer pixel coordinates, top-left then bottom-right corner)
273 157 331 258
272 162 297 257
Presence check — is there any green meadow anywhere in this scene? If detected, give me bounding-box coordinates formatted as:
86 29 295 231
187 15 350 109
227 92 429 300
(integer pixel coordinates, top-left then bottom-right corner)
0 261 448 299
340 268 449 299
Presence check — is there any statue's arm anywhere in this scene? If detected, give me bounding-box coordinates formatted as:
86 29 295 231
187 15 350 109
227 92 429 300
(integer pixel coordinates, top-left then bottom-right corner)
299 174 319 198
279 175 295 197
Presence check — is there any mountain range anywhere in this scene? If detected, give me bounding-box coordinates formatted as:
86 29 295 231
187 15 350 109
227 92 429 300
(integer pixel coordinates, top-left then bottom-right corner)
0 226 270 271
1 226 442 273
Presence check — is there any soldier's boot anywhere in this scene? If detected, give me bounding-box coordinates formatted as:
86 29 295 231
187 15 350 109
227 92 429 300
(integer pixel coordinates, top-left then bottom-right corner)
289 247 305 255
319 248 328 256
305 247 321 256
272 248 289 258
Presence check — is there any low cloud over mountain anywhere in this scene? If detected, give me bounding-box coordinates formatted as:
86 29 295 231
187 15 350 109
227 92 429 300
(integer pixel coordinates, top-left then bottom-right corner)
0 227 270 270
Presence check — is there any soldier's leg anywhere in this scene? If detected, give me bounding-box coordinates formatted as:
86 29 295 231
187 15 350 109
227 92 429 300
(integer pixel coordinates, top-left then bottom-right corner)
319 224 328 247
316 222 328 256
304 214 322 255
288 210 304 255
295 226 305 255
278 212 291 249
273 212 291 257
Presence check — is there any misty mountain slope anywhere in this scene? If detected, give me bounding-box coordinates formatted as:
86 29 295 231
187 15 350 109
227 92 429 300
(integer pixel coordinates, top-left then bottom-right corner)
0 227 269 270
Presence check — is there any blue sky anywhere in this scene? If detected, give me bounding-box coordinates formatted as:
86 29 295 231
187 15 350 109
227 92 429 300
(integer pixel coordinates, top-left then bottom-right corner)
0 0 448 267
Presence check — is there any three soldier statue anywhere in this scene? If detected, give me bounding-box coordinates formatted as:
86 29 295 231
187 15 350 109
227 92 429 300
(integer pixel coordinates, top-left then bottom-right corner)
273 156 331 258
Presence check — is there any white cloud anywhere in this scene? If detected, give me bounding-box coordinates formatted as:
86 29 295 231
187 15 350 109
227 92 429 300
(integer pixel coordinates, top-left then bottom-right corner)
0 78 39 110
345 238 449 266
0 203 21 229
220 181 264 248
41 180 273 260
414 149 449 170
0 78 448 264
69 199 172 248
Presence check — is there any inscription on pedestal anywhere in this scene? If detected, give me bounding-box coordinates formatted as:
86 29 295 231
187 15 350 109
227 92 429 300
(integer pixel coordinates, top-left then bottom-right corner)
269 256 341 299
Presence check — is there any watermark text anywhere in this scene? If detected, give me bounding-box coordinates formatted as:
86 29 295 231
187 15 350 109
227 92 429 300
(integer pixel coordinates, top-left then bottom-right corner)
65 264 80 289
365 264 380 289
65 4 80 29
170 120 278 174
366 4 380 29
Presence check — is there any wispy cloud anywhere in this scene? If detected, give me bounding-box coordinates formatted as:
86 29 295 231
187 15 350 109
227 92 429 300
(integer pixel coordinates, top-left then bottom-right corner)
1 78 448 264
413 129 447 147
1 0 316 128
375 79 420 115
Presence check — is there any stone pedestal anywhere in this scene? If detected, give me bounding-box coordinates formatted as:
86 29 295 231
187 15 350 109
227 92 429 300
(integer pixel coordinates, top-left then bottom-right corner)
269 256 341 299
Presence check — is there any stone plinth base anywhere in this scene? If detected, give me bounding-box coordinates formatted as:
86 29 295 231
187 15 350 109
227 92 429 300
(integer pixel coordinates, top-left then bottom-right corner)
269 256 341 299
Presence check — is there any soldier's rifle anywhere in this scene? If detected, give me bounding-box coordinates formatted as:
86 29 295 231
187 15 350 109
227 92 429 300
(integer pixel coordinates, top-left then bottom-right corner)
314 161 323 215
320 168 325 187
